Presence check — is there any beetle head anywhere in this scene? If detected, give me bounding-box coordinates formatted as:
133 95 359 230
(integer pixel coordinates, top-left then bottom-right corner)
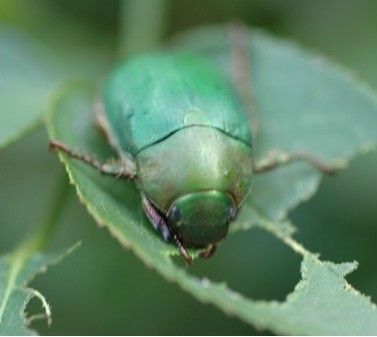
167 190 236 246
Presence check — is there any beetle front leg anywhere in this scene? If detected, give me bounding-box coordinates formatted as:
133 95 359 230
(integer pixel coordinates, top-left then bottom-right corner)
254 152 341 176
200 244 217 259
141 194 192 265
49 140 137 179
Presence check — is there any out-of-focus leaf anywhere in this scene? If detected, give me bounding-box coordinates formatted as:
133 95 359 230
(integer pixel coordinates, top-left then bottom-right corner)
0 26 56 148
46 66 377 332
0 24 113 149
0 242 77 335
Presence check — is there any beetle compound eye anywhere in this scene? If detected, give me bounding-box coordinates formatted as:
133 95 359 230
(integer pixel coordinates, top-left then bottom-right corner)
228 206 237 222
169 205 182 223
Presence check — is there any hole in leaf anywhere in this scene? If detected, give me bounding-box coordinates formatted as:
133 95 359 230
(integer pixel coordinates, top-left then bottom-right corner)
183 226 302 301
24 294 51 328
292 152 377 303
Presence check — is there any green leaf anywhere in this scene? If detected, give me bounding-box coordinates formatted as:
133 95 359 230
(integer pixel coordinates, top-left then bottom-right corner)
0 24 113 149
0 242 77 335
46 24 377 334
0 26 55 149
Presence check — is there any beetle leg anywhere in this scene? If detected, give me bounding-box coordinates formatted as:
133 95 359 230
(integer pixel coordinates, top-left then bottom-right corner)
172 234 192 265
141 194 192 265
49 140 137 179
229 22 259 141
94 102 125 154
229 25 341 177
200 244 217 259
94 101 111 139
253 152 341 176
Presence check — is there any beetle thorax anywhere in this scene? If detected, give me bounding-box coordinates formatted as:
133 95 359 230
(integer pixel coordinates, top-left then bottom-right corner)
137 126 252 210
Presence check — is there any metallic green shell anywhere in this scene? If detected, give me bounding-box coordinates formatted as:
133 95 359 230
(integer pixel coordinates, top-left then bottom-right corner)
104 52 252 156
103 52 254 246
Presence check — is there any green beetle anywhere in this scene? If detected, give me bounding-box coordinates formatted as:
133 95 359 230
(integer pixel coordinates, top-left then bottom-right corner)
105 52 254 259
50 30 336 263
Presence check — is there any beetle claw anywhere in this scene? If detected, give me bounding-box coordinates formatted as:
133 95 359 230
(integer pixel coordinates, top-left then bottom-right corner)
200 244 217 259
172 234 192 265
179 244 193 265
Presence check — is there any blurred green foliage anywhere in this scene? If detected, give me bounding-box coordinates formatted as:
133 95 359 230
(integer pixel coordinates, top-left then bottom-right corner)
1 0 377 334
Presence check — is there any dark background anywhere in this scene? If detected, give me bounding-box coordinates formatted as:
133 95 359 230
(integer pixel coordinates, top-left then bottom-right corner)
1 0 377 334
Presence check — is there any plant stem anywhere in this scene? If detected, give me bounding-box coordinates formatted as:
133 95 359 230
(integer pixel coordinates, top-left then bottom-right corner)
120 0 170 58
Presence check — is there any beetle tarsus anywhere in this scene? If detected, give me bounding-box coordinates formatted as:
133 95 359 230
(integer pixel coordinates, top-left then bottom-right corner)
49 140 136 179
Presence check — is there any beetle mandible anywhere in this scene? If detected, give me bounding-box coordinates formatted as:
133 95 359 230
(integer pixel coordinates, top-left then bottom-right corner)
50 26 337 263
